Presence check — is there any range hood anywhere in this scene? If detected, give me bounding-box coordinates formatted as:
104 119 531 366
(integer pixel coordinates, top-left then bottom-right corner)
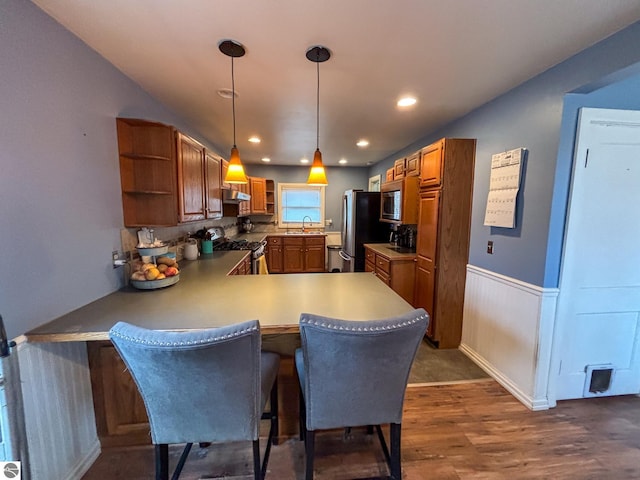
223 189 251 203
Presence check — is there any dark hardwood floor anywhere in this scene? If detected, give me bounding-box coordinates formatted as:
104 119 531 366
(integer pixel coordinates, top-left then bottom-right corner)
83 380 640 479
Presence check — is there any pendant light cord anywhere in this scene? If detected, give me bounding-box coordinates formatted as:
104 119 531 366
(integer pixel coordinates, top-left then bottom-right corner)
231 55 237 148
316 55 320 150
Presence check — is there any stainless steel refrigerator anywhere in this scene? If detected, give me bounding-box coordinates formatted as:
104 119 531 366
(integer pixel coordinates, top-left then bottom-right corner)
339 190 389 272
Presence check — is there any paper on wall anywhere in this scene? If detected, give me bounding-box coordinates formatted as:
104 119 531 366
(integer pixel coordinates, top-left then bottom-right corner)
484 148 524 228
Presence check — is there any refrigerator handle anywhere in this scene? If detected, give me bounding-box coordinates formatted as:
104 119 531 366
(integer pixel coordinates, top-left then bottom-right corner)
341 194 348 248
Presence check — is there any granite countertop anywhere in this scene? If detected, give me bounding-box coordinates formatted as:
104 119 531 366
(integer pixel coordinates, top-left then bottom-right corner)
363 243 417 260
25 246 414 343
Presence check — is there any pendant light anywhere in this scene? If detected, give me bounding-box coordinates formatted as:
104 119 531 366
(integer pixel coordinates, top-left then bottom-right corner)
219 39 248 184
306 46 330 186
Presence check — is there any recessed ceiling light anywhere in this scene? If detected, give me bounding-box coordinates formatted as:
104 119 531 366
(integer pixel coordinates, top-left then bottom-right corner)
248 136 261 143
217 88 237 99
339 159 348 165
300 158 309 164
261 157 271 162
356 139 369 147
397 96 417 107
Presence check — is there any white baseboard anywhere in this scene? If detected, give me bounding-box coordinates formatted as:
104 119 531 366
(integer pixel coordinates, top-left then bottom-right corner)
66 438 100 480
459 342 550 411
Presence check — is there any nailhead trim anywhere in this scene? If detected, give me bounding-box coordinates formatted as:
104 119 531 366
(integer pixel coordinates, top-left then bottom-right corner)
110 325 259 346
300 314 427 331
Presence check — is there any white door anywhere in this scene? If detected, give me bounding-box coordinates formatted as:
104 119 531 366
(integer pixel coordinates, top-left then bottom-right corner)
553 107 640 400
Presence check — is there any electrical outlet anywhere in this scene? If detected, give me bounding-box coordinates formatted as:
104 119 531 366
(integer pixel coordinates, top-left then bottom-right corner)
487 241 494 254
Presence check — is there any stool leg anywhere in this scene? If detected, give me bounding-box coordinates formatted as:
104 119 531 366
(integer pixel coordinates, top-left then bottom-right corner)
390 423 402 480
155 444 169 480
305 430 315 480
271 380 279 445
253 439 261 480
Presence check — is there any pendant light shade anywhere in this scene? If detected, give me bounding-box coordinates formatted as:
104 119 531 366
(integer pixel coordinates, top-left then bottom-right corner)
306 46 330 186
307 148 328 185
219 39 248 184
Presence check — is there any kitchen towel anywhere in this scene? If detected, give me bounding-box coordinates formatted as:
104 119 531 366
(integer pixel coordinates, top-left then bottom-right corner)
258 256 269 275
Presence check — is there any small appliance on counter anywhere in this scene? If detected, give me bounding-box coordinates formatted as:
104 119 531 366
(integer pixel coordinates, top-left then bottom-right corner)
241 218 253 233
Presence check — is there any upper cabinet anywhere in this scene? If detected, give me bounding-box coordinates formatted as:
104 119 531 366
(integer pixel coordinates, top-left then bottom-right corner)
405 151 421 177
204 151 223 220
117 118 178 227
117 118 224 227
176 133 206 223
249 177 267 214
419 139 444 188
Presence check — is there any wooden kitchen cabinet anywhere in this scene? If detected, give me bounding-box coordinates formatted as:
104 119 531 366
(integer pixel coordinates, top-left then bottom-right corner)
415 138 475 348
249 176 267 214
283 237 305 273
221 158 230 189
266 179 275 215
117 118 225 226
394 158 406 179
205 151 223 220
177 133 206 222
304 236 326 272
405 150 421 177
385 167 394 182
117 118 178 227
238 181 251 217
364 246 416 304
269 235 326 273
266 236 284 273
419 139 445 188
88 341 150 447
229 253 252 275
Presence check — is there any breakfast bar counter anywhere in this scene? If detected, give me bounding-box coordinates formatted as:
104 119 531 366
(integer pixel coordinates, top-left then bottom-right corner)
25 252 415 342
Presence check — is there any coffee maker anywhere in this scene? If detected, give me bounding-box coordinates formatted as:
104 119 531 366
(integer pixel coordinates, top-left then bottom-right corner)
396 224 417 251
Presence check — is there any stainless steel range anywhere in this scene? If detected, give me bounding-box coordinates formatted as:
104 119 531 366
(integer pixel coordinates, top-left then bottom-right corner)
206 227 267 274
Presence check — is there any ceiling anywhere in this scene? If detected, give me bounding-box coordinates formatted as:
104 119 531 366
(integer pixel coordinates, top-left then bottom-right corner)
33 0 640 167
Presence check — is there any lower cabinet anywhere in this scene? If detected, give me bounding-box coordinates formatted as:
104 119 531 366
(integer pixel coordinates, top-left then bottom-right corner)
364 246 416 304
266 236 284 273
228 253 252 275
88 341 151 447
266 235 325 273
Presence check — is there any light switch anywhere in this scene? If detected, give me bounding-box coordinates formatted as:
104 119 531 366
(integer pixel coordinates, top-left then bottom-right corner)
487 241 494 254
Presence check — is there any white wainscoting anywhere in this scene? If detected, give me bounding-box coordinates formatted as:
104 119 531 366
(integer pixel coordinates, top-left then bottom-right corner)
460 265 559 410
18 341 99 480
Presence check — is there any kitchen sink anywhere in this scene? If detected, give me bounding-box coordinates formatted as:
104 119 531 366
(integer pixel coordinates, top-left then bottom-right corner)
284 231 324 235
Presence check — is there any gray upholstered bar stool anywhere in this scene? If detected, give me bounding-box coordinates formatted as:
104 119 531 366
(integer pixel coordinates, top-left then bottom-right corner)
296 308 429 480
109 319 279 480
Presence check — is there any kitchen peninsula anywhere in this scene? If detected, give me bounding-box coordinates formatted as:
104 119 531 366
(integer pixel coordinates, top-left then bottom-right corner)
25 248 416 446
25 250 414 342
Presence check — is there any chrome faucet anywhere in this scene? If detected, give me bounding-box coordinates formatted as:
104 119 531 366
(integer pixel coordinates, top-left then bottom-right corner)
302 215 312 233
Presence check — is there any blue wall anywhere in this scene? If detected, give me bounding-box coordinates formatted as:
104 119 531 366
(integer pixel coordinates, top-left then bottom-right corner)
370 22 640 287
0 0 224 338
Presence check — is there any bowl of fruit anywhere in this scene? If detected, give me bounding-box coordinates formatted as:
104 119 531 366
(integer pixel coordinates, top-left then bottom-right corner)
130 256 180 290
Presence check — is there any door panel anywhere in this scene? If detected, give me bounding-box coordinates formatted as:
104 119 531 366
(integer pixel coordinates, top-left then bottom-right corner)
554 108 640 400
417 190 440 262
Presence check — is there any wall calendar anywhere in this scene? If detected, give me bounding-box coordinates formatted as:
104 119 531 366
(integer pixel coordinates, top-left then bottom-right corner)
484 147 525 228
